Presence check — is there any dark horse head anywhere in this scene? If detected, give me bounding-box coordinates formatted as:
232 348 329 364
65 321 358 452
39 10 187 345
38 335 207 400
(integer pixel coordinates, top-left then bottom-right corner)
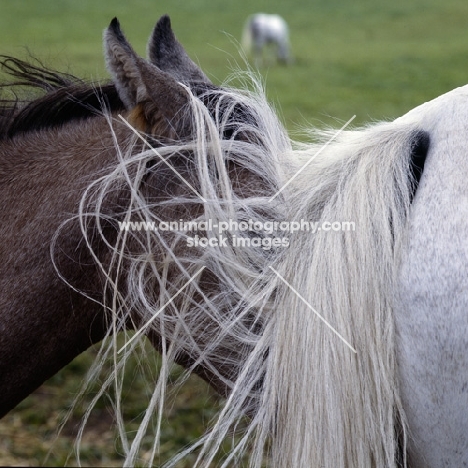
0 14 288 439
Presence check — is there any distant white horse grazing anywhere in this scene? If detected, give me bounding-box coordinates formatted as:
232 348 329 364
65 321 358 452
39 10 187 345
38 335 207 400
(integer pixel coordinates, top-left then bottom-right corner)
242 13 291 66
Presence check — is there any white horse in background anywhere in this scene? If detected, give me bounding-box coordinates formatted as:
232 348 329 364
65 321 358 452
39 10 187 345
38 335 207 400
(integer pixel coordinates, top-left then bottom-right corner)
242 13 291 66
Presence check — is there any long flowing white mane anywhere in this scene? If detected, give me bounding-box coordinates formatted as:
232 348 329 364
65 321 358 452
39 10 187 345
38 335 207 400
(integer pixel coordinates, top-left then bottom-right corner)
67 73 421 467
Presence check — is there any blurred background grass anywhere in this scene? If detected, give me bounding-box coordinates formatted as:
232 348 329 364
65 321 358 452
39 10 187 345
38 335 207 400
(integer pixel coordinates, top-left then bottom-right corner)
1 0 468 466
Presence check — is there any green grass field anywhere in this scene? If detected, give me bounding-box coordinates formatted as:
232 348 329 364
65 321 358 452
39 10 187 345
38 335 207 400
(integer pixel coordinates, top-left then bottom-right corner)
1 0 468 465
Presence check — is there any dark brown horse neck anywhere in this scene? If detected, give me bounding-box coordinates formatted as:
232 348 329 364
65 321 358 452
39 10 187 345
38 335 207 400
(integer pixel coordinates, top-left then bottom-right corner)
0 16 260 417
0 100 233 417
0 116 134 416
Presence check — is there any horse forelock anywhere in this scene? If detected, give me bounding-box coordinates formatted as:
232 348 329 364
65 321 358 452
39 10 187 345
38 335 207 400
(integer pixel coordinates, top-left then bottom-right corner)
0 56 125 139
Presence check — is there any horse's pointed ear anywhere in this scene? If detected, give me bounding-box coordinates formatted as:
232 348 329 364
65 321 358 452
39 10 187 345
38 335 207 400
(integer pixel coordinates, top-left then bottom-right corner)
104 18 190 137
104 18 143 108
147 15 212 84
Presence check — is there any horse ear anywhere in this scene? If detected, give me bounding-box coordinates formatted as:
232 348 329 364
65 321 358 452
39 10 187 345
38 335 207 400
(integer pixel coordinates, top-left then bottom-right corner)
147 15 211 84
104 18 190 137
104 18 142 109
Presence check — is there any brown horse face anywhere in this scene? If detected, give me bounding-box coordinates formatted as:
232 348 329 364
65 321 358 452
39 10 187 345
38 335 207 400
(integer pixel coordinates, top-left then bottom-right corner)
105 16 265 147
99 16 280 398
104 16 207 140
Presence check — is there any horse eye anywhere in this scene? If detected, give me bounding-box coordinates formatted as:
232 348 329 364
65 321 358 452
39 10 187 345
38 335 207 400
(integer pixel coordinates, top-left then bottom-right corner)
223 127 235 140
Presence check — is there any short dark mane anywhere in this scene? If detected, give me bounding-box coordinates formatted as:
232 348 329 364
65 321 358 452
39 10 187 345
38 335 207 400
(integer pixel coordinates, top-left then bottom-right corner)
0 56 125 139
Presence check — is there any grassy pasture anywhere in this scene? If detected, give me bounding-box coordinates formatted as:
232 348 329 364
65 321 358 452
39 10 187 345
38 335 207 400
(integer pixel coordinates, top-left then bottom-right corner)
1 0 468 465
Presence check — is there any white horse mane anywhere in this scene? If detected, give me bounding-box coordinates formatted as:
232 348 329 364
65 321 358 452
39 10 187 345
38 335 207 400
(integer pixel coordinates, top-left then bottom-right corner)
64 73 423 467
